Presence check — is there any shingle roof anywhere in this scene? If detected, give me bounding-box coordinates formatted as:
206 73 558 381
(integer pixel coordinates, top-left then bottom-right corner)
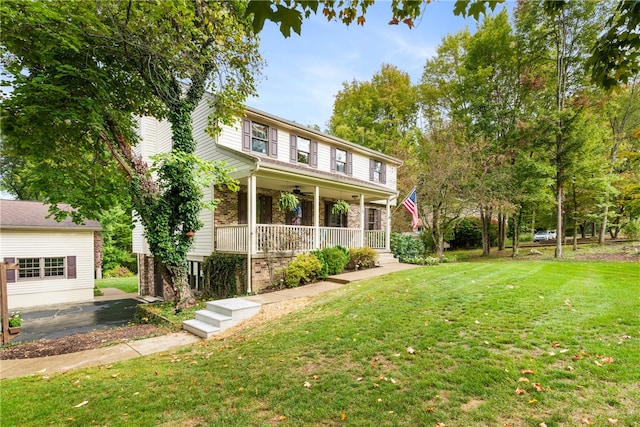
0 200 101 230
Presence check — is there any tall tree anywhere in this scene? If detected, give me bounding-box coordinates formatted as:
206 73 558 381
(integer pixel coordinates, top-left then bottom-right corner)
329 64 418 155
1 0 261 308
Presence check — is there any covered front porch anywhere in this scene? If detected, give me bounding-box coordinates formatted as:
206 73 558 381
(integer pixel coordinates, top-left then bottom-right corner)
216 224 387 253
213 164 396 255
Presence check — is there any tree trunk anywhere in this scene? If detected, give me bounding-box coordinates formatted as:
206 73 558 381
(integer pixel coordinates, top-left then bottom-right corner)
555 184 563 258
498 212 507 251
480 206 492 256
512 209 522 257
432 206 444 259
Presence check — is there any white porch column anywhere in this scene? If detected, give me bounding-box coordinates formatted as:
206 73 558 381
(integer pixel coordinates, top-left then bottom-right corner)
247 175 257 293
359 194 365 247
386 197 392 251
314 186 320 249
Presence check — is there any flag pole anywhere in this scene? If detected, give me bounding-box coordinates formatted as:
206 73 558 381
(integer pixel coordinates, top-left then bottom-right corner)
392 187 417 215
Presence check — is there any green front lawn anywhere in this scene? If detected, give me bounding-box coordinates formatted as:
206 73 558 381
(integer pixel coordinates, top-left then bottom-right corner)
95 276 138 294
3 261 639 426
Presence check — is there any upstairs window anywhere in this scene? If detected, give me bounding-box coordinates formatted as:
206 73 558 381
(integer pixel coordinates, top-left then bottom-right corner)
335 149 347 173
297 137 310 164
289 135 317 167
370 159 386 183
330 147 352 175
242 119 278 158
251 122 269 154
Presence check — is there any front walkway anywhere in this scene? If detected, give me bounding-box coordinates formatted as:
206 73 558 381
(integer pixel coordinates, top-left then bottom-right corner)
1 262 420 380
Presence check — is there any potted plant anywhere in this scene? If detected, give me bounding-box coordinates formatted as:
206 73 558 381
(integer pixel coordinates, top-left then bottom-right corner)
8 311 22 334
331 200 350 215
278 192 299 212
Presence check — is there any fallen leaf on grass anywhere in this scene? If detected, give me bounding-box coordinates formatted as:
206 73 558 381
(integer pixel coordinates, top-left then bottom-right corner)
407 346 415 354
313 374 319 380
551 341 560 347
74 400 89 408
303 381 312 389
528 398 537 404
533 383 544 392
341 412 347 421
436 423 447 427
356 377 363 382
608 419 619 424
521 369 535 375
271 415 286 422
539 423 548 427
426 407 435 412
518 377 530 382
601 357 614 364
580 417 594 424
515 387 527 395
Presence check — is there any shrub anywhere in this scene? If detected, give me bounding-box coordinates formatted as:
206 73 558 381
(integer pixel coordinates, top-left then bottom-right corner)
402 255 456 266
450 218 498 249
202 253 247 299
103 265 135 278
312 245 350 279
347 246 378 270
622 218 640 240
281 253 323 288
391 233 425 262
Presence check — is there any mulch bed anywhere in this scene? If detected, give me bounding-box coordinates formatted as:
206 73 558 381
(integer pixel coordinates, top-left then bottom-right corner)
1 324 165 360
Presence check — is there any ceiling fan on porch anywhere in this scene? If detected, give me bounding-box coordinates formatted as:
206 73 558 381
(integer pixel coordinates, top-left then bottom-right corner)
291 186 311 196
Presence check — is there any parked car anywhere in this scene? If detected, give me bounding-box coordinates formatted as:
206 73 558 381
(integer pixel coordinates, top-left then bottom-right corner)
534 230 557 242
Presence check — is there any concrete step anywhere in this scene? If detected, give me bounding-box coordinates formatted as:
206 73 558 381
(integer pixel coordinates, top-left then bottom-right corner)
206 298 262 322
184 298 262 338
183 319 220 339
195 310 234 329
377 252 399 265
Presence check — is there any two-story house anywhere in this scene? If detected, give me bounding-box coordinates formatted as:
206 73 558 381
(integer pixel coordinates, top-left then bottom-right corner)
133 97 402 297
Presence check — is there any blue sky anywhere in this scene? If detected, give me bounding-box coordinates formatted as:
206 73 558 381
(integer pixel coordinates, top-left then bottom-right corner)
246 1 504 130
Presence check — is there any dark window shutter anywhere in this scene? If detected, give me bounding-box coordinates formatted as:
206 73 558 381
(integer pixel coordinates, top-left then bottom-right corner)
364 208 370 230
346 152 353 176
310 141 318 168
242 119 251 152
381 163 387 184
4 257 16 283
264 195 273 223
302 201 313 226
375 209 382 230
290 134 297 163
369 159 375 181
67 256 77 279
330 147 336 172
238 192 247 224
269 128 278 158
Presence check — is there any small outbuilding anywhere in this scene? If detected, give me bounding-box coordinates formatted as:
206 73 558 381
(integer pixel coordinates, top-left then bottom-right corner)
0 200 101 309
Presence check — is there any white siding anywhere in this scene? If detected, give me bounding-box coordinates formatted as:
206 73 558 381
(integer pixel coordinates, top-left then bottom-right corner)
0 230 95 309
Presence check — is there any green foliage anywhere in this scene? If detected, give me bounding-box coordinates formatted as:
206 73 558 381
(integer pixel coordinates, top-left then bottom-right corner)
330 200 350 215
312 246 350 279
103 266 135 278
347 246 378 270
391 233 425 262
202 254 247 299
97 205 135 272
96 276 138 294
402 255 456 266
8 311 22 328
281 253 323 288
451 217 497 249
277 192 299 212
622 218 640 240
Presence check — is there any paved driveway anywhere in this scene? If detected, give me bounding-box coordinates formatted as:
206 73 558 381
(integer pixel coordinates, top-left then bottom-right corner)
11 297 140 343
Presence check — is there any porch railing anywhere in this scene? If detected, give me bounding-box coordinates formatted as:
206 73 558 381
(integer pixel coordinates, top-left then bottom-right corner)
365 230 386 250
216 225 248 252
215 225 387 253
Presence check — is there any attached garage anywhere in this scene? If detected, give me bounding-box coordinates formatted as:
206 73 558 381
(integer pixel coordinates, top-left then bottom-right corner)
0 200 101 309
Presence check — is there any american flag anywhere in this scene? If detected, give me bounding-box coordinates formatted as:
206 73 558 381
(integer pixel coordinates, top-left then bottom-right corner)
402 188 419 229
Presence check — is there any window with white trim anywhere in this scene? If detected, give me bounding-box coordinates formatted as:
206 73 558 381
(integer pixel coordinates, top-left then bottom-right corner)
335 148 347 173
297 137 310 164
18 257 66 280
251 122 269 154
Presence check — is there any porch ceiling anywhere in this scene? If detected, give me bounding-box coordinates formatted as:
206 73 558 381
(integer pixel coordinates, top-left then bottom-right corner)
237 172 395 204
